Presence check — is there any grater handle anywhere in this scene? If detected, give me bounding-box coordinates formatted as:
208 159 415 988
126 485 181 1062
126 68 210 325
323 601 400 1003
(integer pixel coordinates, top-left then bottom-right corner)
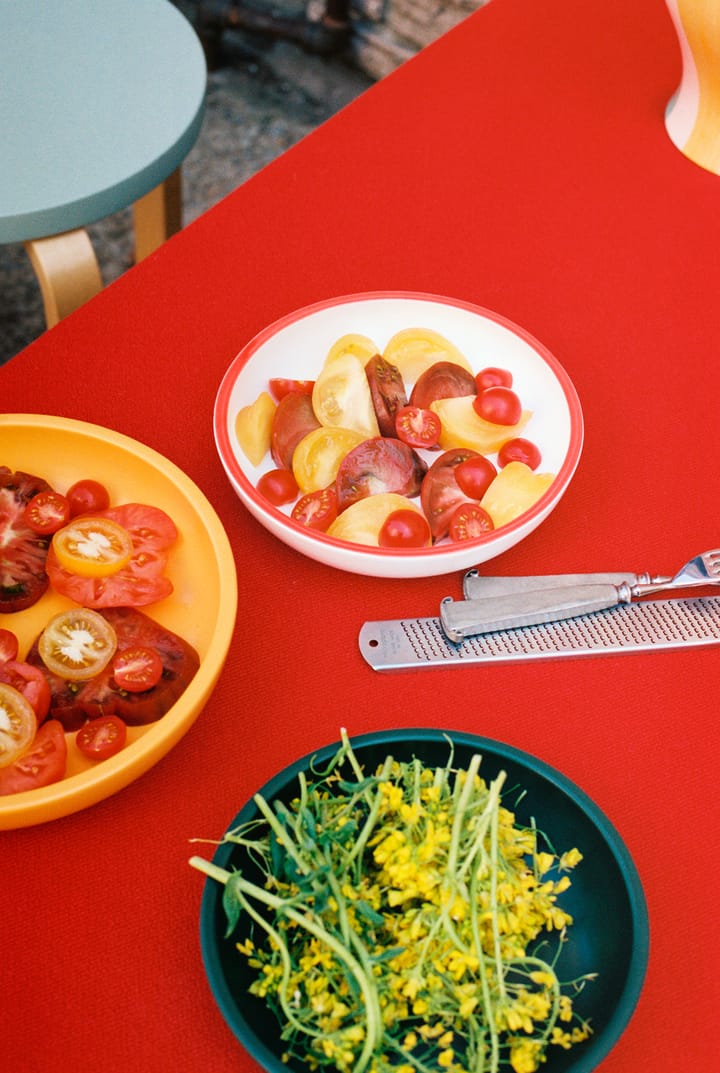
440 582 630 642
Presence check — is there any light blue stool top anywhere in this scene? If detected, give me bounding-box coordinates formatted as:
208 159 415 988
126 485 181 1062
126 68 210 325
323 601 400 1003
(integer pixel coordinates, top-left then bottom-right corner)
0 0 206 243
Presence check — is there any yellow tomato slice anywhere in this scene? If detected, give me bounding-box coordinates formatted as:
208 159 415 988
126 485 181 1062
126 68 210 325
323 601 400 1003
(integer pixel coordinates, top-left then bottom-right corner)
480 461 555 528
292 427 365 493
38 608 118 682
0 683 37 769
430 395 531 453
327 493 423 547
52 516 134 578
383 328 473 385
324 333 379 366
235 390 277 466
312 354 380 438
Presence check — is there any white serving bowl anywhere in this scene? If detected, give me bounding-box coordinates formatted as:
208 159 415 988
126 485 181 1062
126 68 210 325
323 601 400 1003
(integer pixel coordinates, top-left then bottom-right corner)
214 292 583 579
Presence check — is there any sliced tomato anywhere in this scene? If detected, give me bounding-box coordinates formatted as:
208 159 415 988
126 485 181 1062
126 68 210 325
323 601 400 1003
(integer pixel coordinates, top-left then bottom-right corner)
312 353 380 438
0 719 66 795
25 607 200 729
0 682 37 768
0 466 53 613
52 516 133 577
0 628 19 663
409 361 476 410
497 437 542 470
336 437 427 512
291 486 338 532
448 502 494 542
270 391 321 470
420 449 480 541
45 503 176 608
76 715 127 761
112 645 163 693
66 479 110 517
0 660 51 721
378 509 432 548
292 426 365 494
365 354 408 438
23 491 71 535
38 608 118 682
394 405 441 449
257 468 299 506
268 378 315 403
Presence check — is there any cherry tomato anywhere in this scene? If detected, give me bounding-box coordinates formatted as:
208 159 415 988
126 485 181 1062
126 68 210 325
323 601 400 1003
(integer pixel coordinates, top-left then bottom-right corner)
0 628 19 663
291 486 338 532
257 468 299 506
454 455 497 500
336 437 427 512
378 509 432 548
76 715 127 761
65 479 110 517
112 645 163 693
0 466 53 613
23 491 71 534
395 405 442 449
365 354 408 437
328 493 420 546
410 361 476 410
419 448 479 541
0 719 67 795
0 682 37 768
268 378 315 403
498 437 542 470
475 366 513 392
38 608 118 682
472 386 523 426
0 660 51 721
52 516 134 578
270 392 321 470
448 503 495 542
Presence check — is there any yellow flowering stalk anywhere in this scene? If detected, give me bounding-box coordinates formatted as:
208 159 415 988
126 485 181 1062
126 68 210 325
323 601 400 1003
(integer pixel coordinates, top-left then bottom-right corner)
190 730 595 1073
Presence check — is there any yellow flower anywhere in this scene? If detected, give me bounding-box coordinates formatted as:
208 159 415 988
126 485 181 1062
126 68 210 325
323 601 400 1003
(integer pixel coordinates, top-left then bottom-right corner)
509 1039 543 1073
438 1048 455 1067
559 847 583 870
534 852 555 876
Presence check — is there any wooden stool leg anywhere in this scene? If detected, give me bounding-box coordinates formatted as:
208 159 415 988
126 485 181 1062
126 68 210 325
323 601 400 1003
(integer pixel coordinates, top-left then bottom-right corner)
133 168 182 262
23 230 103 329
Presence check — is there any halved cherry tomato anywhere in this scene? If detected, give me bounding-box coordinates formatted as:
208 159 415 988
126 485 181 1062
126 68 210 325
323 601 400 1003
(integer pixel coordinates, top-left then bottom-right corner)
76 715 127 761
291 486 338 532
0 466 53 613
475 366 513 392
0 660 51 721
410 361 476 410
498 437 542 471
66 478 110 517
378 509 432 548
472 386 523 426
395 405 442 449
268 378 315 403
454 455 497 500
0 628 19 663
0 683 37 768
335 437 427 512
23 491 71 534
52 516 134 578
420 448 479 541
270 392 321 470
0 719 66 795
112 645 163 693
257 468 299 506
448 503 495 542
327 493 421 546
365 354 408 437
38 608 118 682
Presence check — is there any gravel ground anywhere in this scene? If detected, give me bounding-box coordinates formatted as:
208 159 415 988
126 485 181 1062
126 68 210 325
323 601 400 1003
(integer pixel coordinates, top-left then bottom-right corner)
0 19 372 366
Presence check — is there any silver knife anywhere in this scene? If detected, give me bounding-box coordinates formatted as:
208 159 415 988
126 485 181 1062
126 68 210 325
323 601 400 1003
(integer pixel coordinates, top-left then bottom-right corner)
462 568 667 600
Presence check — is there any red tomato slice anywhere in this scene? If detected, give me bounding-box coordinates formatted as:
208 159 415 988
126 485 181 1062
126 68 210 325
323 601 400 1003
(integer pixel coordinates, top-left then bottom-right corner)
395 405 441 449
257 468 299 506
66 478 111 517
0 719 67 796
0 466 53 613
76 715 127 761
291 487 338 532
0 660 51 721
112 645 163 693
497 437 542 470
336 438 427 512
365 354 408 438
0 682 37 767
448 502 495 542
378 509 431 548
0 628 19 663
409 361 476 410
419 448 479 541
23 491 71 535
268 378 315 403
270 392 321 470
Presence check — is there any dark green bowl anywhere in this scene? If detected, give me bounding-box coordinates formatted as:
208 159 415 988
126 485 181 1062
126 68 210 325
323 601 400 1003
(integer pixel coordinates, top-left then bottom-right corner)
198 729 649 1073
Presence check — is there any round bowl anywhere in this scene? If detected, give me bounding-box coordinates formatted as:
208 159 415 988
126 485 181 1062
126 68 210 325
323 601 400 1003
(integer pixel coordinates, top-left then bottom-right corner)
214 292 583 579
0 414 237 829
198 728 648 1073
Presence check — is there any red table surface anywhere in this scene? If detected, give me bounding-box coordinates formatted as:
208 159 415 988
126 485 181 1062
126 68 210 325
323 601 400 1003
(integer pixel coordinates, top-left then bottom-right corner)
2 0 719 1070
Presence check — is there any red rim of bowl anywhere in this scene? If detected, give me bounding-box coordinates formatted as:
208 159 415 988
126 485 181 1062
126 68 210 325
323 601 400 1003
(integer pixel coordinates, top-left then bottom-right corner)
214 291 584 559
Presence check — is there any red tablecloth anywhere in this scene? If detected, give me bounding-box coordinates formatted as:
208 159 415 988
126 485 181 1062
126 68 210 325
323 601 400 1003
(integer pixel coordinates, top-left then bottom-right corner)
2 1 719 1070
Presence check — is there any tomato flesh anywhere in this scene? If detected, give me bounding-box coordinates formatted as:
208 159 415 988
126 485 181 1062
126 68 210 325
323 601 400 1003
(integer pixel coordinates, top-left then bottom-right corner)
52 516 134 578
409 361 476 410
112 645 163 693
0 682 37 768
291 487 338 532
394 405 441 449
270 392 321 470
0 467 53 613
38 608 118 682
420 449 479 541
0 628 19 663
0 719 66 795
268 378 315 403
336 438 427 513
76 715 127 761
365 354 408 437
23 491 71 535
0 660 51 721
448 503 495 542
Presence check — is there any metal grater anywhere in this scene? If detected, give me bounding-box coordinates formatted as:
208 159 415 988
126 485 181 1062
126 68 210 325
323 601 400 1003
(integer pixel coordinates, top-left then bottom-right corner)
359 596 720 670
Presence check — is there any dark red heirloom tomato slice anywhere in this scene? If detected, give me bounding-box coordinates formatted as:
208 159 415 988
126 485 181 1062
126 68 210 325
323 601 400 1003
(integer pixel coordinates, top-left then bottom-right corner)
378 509 431 548
23 491 70 535
268 378 315 403
473 386 522 426
257 468 299 506
25 607 200 729
395 405 441 449
409 361 476 410
365 354 408 437
291 486 338 532
336 437 427 513
475 366 513 392
0 660 51 721
454 455 497 500
0 628 19 663
112 645 163 692
76 715 127 761
420 448 480 541
0 718 67 796
65 478 110 517
448 503 494 542
0 466 53 613
498 437 542 470
270 392 321 470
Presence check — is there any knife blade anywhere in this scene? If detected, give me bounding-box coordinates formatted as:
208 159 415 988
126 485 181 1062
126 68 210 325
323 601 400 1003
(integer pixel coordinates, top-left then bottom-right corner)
462 568 666 600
